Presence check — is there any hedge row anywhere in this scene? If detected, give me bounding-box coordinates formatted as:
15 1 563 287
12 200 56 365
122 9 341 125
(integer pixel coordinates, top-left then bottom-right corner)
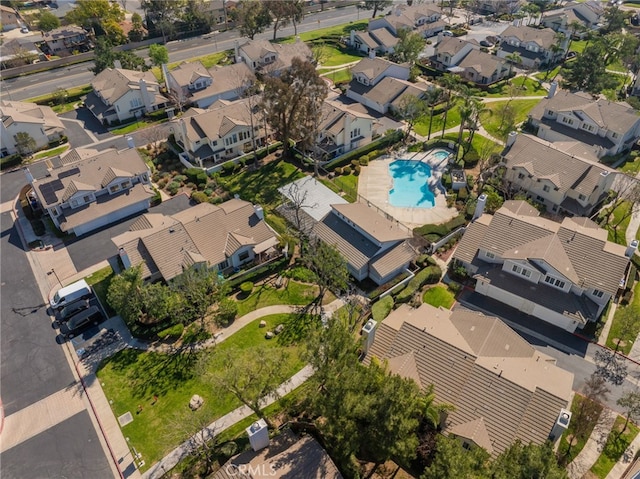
395 266 442 304
414 214 467 239
324 130 403 171
0 154 22 170
372 295 394 322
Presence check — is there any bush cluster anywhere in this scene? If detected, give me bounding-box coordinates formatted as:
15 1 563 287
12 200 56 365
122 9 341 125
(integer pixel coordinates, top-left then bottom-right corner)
371 296 394 322
394 266 442 304
157 323 184 341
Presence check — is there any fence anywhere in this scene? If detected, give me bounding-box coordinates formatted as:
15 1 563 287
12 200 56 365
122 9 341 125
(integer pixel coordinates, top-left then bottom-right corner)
428 226 467 254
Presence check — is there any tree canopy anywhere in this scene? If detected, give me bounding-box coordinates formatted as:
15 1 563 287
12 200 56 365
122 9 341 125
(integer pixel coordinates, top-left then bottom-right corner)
66 0 126 44
38 11 60 32
393 28 426 65
231 0 272 40
361 0 393 18
149 44 169 66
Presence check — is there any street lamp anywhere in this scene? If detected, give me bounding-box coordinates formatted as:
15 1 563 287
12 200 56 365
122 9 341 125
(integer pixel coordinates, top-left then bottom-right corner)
47 268 61 287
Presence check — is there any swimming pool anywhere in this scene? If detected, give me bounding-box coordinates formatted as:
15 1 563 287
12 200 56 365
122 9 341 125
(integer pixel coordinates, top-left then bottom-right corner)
388 160 435 208
432 150 450 161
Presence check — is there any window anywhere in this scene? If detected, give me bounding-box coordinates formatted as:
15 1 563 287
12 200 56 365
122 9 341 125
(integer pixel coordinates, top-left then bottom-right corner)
536 195 545 202
121 181 131 189
485 251 495 259
217 259 229 270
130 97 142 108
543 185 550 192
238 251 250 261
592 289 604 298
83 195 92 203
547 109 554 115
518 172 525 179
511 264 532 278
545 275 566 289
582 123 594 132
612 132 618 139
212 140 218 146
110 184 120 193
350 128 361 139
561 116 574 125
578 194 586 201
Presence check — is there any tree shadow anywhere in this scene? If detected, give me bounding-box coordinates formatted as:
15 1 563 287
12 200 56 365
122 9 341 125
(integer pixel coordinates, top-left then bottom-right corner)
277 304 321 346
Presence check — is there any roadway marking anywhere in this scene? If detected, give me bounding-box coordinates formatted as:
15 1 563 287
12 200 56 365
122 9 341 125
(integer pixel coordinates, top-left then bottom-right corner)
0 385 86 453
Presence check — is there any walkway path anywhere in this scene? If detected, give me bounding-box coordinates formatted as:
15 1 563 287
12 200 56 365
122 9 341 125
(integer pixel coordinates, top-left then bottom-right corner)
607 429 640 479
567 408 617 479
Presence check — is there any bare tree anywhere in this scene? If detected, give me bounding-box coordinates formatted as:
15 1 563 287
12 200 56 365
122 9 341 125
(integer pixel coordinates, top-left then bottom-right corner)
280 178 318 235
617 389 640 435
165 409 219 476
595 348 628 386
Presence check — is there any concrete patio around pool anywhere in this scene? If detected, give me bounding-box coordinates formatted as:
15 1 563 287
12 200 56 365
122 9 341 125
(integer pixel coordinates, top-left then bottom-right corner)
358 153 459 229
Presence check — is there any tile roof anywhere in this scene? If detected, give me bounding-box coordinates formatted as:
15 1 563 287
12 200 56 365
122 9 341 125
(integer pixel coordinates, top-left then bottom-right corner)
370 241 416 278
91 68 160 106
351 57 409 82
278 176 348 222
239 39 313 72
504 134 614 196
457 49 505 77
354 31 380 49
191 63 255 103
436 36 475 56
500 25 558 49
366 303 573 456
0 100 64 130
180 96 259 143
369 28 399 48
168 61 211 88
331 202 412 243
43 26 86 41
361 77 426 107
529 90 640 136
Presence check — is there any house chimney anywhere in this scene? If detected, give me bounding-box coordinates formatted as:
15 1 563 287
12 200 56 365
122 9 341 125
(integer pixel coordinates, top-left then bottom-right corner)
161 63 171 90
369 48 376 59
506 131 518 148
234 40 240 63
547 81 558 99
473 194 487 220
126 136 135 149
246 419 269 451
350 29 355 46
23 167 35 184
119 247 132 269
361 319 377 355
626 240 639 258
114 59 122 69
139 78 153 112
295 35 301 43
254 204 264 220
549 408 572 442
395 6 402 16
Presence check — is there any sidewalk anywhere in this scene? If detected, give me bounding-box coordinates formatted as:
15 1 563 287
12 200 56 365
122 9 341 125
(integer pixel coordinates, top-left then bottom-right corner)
607 429 640 479
567 408 617 479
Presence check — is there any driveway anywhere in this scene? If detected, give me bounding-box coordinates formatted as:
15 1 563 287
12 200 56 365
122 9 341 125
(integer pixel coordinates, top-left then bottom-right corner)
64 194 192 272
60 107 110 141
60 119 96 149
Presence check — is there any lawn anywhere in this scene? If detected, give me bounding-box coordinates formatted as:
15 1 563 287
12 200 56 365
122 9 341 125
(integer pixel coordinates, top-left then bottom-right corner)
483 76 547 98
480 98 541 140
96 313 305 470
590 415 640 478
85 265 116 317
606 280 640 355
33 144 69 160
415 99 463 137
281 20 368 44
534 65 562 82
216 159 304 209
27 84 93 114
601 201 634 246
235 280 326 318
110 118 169 136
151 51 230 81
620 154 640 175
557 394 603 466
317 45 362 67
331 173 358 202
422 285 456 309
321 68 352 85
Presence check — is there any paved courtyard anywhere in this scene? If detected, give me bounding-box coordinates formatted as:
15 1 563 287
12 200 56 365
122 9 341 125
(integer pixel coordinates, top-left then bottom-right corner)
358 150 459 228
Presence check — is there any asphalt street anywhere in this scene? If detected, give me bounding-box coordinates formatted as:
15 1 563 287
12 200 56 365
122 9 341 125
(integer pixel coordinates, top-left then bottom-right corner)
1 5 364 101
0 171 112 478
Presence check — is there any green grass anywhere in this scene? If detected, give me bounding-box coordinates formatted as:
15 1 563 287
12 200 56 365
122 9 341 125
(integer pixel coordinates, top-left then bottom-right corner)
151 51 230 81
97 314 304 470
534 65 562 82
422 285 456 309
480 98 541 140
85 266 116 317
27 84 93 114
33 144 69 160
330 173 358 202
569 39 588 54
235 280 323 318
620 154 640 175
317 45 362 67
281 20 368 44
321 68 352 84
415 99 463 137
217 159 304 209
483 76 547 98
590 415 640 478
557 394 603 466
110 118 168 136
606 280 640 355
602 201 634 246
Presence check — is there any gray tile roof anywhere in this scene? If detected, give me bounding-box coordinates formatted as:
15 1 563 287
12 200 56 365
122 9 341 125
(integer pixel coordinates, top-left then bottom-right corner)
369 28 399 48
191 63 255 103
457 49 505 77
331 202 411 243
370 241 416 278
366 303 573 456
168 61 211 88
500 25 558 49
350 57 409 83
91 68 160 106
436 36 475 56
278 176 348 222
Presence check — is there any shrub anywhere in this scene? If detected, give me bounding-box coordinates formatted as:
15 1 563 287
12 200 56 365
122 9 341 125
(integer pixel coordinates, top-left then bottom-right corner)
191 191 209 204
151 186 162 206
343 166 352 175
31 219 46 236
351 159 360 168
372 296 394 322
174 175 187 184
360 157 369 166
239 281 254 294
415 254 436 267
457 187 468 200
222 162 236 175
157 177 169 188
335 167 343 175
395 266 442 303
354 165 361 175
215 298 238 327
157 323 184 341
167 181 180 195
284 266 317 283
197 182 207 190
442 173 452 189
0 154 22 170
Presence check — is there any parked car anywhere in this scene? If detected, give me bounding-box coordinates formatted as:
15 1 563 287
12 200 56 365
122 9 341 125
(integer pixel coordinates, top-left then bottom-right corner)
50 279 92 312
60 306 103 339
442 30 454 37
54 299 90 323
565 51 577 60
480 39 494 47
20 26 29 33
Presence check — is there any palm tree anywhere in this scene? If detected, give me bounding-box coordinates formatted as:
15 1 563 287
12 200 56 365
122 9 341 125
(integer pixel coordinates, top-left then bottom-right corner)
439 74 462 139
505 52 522 77
566 20 586 54
464 98 490 158
423 87 444 141
419 385 454 429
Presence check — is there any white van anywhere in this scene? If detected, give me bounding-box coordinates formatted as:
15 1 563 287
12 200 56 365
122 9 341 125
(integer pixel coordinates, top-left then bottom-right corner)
50 279 92 311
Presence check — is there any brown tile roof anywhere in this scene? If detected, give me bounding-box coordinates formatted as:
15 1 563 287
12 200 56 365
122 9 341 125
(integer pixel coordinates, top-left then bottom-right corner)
91 68 160 105
370 241 416 278
331 203 411 243
457 49 505 77
362 77 426 108
180 96 259 143
449 417 494 454
435 37 475 56
529 90 640 135
350 57 409 82
369 27 399 48
0 100 64 130
191 63 255 102
354 31 380 49
366 303 573 456
500 25 558 49
168 61 211 88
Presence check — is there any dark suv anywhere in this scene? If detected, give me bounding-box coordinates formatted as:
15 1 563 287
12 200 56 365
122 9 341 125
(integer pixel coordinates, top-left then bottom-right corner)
55 299 90 323
60 306 103 339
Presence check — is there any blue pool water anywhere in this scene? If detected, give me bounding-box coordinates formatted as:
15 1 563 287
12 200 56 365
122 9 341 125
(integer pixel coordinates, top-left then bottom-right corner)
433 150 450 161
388 160 435 208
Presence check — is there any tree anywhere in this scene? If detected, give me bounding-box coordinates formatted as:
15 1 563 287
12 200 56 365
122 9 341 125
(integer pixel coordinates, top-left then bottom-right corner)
301 238 349 310
491 441 567 479
15 132 37 157
618 389 640 435
53 87 69 106
141 0 184 41
66 0 125 44
421 435 490 479
261 57 327 158
149 44 169 67
209 346 291 428
38 11 60 32
265 0 298 41
562 42 617 93
504 52 521 77
280 179 319 234
438 74 462 139
128 12 146 42
424 87 444 141
601 5 627 35
182 0 215 35
165 409 219 476
107 264 145 324
91 37 117 74
395 94 426 144
169 265 225 327
289 0 305 36
362 0 393 18
594 348 628 386
231 0 272 40
393 27 426 65
118 50 148 71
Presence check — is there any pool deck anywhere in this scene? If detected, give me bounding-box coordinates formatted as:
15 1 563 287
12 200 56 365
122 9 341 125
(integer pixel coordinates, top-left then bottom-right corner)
358 152 459 229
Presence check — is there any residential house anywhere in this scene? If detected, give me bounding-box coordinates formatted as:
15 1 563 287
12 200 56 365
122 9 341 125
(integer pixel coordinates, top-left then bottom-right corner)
432 37 509 85
364 303 574 456
86 68 168 125
314 203 416 285
453 199 631 332
234 38 314 75
369 4 445 38
315 100 375 158
476 0 521 14
171 96 266 167
496 25 566 68
347 75 429 114
369 27 399 55
202 0 231 26
1 5 20 31
540 1 603 37
0 38 43 69
213 429 342 479
164 61 255 109
113 198 278 282
0 100 65 157
42 26 92 56
348 30 382 56
27 147 154 237
502 134 616 216
527 90 640 158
